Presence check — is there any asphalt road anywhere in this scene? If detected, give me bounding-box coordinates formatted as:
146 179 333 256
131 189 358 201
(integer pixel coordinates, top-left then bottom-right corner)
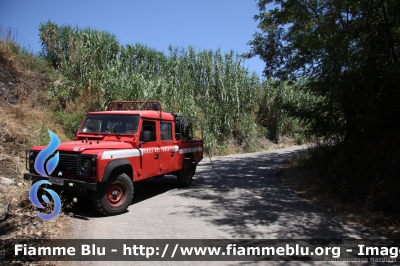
62 145 383 266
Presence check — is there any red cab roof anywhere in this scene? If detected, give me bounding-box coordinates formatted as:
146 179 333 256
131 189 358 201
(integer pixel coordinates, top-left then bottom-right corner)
88 101 175 121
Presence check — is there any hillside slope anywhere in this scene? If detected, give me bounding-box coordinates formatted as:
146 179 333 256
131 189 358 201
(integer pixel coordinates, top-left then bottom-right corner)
0 40 68 242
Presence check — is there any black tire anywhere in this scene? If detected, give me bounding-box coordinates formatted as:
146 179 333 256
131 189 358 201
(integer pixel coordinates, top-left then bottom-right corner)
92 173 133 216
177 159 193 188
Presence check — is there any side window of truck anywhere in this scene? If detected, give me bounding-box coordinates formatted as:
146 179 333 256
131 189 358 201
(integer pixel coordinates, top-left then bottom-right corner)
160 122 172 141
140 120 157 142
175 119 193 140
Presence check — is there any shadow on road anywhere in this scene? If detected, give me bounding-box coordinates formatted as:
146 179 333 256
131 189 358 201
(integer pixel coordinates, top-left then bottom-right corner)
133 177 178 204
175 147 380 239
61 176 178 219
62 146 381 241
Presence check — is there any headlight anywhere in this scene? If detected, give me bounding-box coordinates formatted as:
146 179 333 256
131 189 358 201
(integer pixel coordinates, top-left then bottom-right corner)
81 156 96 173
82 158 92 170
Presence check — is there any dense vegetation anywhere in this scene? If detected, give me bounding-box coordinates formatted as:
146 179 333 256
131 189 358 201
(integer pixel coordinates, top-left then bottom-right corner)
247 0 400 215
2 0 399 237
38 21 309 153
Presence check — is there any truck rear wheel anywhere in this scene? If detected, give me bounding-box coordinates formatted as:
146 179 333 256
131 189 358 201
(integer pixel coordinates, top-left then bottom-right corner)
92 173 133 215
177 159 193 188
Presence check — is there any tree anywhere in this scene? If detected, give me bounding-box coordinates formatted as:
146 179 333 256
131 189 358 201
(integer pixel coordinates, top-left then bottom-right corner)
246 0 400 142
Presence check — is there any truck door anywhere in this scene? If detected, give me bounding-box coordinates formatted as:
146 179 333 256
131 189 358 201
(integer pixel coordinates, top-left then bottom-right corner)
139 120 160 177
159 121 178 171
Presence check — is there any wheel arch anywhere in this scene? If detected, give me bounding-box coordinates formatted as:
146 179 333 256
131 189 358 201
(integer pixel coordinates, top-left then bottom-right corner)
102 159 133 182
182 153 197 176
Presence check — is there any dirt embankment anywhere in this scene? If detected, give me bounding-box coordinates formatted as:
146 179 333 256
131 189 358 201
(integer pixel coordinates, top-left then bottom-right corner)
0 41 68 244
0 59 18 104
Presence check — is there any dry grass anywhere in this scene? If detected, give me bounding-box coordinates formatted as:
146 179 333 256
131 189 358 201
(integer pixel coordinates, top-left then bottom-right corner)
0 104 67 175
0 104 73 266
0 38 50 106
0 37 72 249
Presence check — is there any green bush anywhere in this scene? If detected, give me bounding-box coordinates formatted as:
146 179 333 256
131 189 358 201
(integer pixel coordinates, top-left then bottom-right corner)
53 111 85 140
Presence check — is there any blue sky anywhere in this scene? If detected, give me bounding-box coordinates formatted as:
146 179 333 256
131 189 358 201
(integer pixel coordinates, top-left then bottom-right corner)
0 0 267 77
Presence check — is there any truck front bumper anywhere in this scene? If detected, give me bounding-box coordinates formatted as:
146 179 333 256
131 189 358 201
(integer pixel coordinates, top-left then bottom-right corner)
23 173 98 191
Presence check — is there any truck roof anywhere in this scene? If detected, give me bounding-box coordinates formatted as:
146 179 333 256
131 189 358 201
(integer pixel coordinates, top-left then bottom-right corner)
84 101 177 121
87 110 175 121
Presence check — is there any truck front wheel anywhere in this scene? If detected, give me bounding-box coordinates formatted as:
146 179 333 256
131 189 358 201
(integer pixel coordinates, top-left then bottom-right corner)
92 173 133 215
177 159 193 188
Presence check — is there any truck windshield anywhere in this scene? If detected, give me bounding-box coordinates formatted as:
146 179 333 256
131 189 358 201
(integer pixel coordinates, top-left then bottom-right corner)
80 114 140 134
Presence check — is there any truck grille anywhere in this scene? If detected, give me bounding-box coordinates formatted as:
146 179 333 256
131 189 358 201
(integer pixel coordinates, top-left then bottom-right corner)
29 151 95 177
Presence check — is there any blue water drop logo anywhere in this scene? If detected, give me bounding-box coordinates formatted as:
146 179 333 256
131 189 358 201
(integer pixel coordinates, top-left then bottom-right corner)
29 130 62 220
34 130 60 176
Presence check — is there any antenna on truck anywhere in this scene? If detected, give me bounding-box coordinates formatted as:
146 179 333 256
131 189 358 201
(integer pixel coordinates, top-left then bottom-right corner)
137 94 152 111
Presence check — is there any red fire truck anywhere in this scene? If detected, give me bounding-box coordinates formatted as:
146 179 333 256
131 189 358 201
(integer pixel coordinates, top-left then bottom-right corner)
24 101 203 215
